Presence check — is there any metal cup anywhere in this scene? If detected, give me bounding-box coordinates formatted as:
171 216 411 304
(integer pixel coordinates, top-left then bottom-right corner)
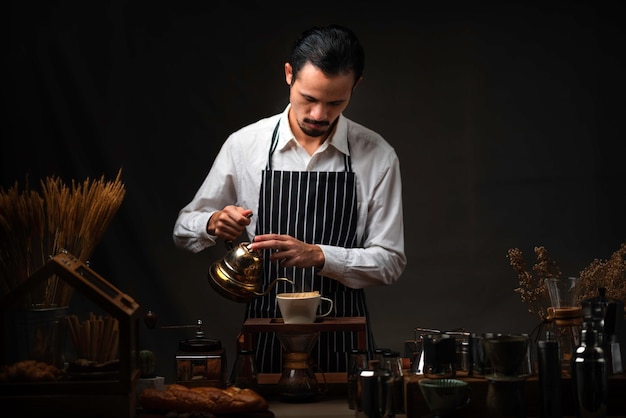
423 333 456 378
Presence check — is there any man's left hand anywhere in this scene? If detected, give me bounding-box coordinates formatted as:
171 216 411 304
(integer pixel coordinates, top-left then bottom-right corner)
250 234 325 269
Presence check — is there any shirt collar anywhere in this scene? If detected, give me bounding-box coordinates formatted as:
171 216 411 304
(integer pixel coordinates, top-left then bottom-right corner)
276 105 350 156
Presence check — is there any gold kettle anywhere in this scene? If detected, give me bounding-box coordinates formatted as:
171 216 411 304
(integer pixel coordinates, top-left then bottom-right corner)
208 242 293 303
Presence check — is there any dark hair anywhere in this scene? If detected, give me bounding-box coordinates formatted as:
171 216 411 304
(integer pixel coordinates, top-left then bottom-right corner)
289 24 364 87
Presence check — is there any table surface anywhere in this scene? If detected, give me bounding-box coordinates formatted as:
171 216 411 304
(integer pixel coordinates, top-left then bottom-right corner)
267 395 407 418
267 373 626 418
265 395 615 418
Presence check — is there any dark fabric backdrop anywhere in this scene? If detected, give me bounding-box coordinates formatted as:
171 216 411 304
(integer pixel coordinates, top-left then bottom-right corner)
4 1 625 382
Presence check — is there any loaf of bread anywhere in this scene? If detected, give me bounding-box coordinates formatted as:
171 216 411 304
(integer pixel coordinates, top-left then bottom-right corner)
139 383 269 415
0 360 64 382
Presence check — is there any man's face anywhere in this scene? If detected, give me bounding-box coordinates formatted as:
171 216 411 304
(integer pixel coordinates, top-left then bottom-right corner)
285 62 360 139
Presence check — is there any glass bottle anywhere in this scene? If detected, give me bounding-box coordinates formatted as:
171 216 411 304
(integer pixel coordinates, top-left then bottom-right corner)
348 348 369 410
374 347 391 366
572 323 608 418
382 351 405 416
231 349 258 391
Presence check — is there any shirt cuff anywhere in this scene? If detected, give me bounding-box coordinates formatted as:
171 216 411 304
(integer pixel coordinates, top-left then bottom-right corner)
190 212 218 251
317 244 346 278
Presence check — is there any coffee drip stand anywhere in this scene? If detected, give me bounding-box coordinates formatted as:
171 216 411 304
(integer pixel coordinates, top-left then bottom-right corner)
483 334 531 418
241 317 367 402
207 241 369 402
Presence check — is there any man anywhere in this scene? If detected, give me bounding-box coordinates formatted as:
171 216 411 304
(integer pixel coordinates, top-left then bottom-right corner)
173 24 406 373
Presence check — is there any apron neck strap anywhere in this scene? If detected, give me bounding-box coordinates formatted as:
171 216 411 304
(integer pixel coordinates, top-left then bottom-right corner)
266 119 352 172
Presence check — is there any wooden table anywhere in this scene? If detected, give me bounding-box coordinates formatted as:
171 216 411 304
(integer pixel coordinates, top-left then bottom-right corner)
404 372 626 417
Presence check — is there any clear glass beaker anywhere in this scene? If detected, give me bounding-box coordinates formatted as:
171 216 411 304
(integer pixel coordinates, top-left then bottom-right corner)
545 276 580 308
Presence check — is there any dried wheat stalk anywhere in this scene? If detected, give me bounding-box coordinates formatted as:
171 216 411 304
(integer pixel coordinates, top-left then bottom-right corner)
0 169 125 308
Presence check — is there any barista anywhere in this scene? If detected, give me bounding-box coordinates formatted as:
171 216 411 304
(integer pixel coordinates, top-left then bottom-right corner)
173 24 406 373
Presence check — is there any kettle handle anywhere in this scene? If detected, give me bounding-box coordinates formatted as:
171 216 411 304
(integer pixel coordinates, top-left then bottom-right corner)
224 213 254 250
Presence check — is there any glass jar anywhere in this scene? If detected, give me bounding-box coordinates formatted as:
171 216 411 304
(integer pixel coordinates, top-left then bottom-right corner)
382 351 405 416
348 348 369 410
231 349 258 391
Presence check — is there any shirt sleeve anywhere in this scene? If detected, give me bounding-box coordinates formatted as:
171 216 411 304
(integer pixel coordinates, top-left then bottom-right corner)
172 140 239 253
172 113 279 254
317 150 406 288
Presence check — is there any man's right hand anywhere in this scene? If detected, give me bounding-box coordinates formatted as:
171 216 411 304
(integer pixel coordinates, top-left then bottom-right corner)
206 205 253 241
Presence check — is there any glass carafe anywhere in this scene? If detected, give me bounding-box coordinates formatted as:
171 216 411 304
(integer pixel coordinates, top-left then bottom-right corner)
276 332 320 403
545 276 582 375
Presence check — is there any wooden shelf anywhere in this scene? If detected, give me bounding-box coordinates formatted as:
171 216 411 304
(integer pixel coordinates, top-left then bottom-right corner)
0 252 142 418
241 317 366 339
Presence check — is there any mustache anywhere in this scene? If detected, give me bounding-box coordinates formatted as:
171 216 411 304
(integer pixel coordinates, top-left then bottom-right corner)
303 118 330 126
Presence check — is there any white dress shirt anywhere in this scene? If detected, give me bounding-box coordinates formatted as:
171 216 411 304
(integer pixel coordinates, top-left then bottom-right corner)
173 105 406 289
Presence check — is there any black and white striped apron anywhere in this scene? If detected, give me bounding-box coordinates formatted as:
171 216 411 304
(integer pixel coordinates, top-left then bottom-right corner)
245 121 375 373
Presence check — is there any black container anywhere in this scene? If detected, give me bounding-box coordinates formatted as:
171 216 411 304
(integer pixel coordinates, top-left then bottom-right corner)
581 287 625 375
537 336 562 418
357 360 392 418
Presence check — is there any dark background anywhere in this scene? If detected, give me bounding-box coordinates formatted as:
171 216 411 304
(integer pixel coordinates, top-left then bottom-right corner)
4 1 625 383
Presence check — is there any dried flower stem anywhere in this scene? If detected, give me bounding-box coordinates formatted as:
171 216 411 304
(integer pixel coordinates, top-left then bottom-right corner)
578 243 626 302
508 243 626 320
507 246 559 321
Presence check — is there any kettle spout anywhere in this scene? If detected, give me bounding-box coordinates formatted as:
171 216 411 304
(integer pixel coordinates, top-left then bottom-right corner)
254 277 294 297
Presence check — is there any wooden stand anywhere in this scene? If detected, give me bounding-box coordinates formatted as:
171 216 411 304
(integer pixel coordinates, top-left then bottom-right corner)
240 316 367 386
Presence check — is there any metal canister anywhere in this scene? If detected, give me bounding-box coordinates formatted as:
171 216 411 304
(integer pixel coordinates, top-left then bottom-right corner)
444 330 471 373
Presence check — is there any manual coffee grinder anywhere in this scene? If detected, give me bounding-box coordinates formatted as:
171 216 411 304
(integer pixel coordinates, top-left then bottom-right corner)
144 310 227 387
276 330 322 403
